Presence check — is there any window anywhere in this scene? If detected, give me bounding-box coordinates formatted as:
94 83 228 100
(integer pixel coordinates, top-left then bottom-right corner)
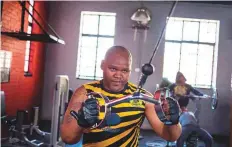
0 50 12 83
24 0 34 73
163 17 220 88
76 11 116 80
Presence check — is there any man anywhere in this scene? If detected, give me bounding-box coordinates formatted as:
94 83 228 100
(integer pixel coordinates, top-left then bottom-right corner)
61 46 182 146
168 71 204 112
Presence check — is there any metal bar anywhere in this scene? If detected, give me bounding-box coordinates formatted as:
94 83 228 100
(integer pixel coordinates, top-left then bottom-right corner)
149 1 178 64
20 1 26 32
107 95 160 108
166 40 215 46
18 1 49 36
195 43 199 85
1 1 3 19
195 21 201 85
94 15 101 80
26 1 61 38
82 34 114 38
179 20 184 71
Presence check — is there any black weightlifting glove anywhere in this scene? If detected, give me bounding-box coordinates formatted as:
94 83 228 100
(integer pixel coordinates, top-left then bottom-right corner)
160 97 180 125
70 98 99 128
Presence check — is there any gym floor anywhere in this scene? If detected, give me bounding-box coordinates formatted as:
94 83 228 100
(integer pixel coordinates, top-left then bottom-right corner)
2 127 228 147
139 129 229 147
6 120 228 147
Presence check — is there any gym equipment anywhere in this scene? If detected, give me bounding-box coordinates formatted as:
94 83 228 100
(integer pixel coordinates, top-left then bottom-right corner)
1 75 69 147
29 75 69 147
71 91 161 130
176 93 217 147
153 88 217 147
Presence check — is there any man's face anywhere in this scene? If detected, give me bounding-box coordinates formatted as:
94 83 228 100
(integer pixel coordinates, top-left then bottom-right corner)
101 52 131 92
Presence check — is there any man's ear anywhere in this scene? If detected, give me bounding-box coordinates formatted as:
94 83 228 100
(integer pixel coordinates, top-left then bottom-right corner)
101 60 104 70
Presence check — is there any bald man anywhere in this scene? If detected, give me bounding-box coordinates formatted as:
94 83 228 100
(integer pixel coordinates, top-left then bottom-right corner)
61 46 182 146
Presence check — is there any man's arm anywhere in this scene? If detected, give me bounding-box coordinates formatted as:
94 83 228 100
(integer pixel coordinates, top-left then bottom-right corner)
145 102 182 141
60 86 87 144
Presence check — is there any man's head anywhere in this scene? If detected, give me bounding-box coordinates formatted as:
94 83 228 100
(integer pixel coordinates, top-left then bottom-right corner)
175 71 186 85
101 46 132 92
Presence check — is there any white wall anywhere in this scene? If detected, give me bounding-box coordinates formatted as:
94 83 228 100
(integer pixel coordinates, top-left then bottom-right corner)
42 1 232 136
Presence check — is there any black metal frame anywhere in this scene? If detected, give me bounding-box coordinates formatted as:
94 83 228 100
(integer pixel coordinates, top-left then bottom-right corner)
1 1 65 44
1 1 3 19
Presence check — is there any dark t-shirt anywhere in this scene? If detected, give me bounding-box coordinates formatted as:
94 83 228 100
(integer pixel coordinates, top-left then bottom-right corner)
168 83 203 107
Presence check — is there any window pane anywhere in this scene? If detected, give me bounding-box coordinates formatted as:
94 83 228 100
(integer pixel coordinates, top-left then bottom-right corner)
96 37 114 78
80 36 97 47
0 52 4 58
25 55 29 61
0 59 4 68
95 62 103 78
97 37 114 59
99 15 116 36
77 47 97 78
28 16 32 23
180 43 198 85
27 26 32 34
6 52 12 59
29 0 34 6
183 21 199 41
82 14 99 35
165 19 183 41
199 22 217 43
24 61 29 72
196 45 214 86
25 48 30 56
78 66 95 77
163 42 181 82
26 41 30 49
79 47 97 66
5 59 11 68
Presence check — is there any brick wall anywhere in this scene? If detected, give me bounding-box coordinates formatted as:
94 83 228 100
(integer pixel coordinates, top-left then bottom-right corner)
1 1 47 116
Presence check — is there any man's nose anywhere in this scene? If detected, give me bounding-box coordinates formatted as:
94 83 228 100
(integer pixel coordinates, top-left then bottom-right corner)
114 71 122 78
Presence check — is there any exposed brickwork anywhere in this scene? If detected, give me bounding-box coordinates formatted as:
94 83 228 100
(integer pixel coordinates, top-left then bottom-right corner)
1 1 47 116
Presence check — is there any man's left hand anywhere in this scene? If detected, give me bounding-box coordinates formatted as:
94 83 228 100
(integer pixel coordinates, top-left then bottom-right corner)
161 97 180 125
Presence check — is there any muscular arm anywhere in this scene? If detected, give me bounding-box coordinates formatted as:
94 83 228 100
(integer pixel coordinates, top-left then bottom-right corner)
145 102 182 141
60 86 87 144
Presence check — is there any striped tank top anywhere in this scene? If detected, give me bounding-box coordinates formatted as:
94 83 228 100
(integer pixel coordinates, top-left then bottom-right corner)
82 80 146 147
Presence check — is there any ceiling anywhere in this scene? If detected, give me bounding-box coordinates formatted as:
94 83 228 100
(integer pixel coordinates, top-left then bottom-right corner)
188 1 232 6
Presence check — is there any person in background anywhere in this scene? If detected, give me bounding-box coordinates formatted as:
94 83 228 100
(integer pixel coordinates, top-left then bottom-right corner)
168 72 213 147
168 71 204 112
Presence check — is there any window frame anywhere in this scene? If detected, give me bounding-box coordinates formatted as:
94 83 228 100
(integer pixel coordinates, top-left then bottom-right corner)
163 17 220 88
24 0 34 77
0 50 12 83
76 11 116 80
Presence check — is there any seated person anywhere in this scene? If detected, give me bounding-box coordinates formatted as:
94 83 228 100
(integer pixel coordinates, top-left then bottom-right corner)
177 111 213 147
168 72 204 112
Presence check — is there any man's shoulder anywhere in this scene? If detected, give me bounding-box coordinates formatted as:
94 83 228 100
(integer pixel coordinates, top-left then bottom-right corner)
127 81 137 88
127 82 151 94
83 80 101 87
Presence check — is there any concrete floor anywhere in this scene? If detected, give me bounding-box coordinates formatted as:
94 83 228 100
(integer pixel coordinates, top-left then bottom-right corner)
139 129 228 147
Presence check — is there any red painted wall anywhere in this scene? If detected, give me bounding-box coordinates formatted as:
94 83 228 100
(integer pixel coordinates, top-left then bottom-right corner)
1 1 47 116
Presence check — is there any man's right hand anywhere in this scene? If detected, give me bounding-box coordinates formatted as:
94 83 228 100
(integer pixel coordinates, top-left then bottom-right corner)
70 98 99 128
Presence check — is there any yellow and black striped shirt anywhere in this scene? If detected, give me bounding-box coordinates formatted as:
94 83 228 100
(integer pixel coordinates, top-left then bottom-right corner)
82 80 146 147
